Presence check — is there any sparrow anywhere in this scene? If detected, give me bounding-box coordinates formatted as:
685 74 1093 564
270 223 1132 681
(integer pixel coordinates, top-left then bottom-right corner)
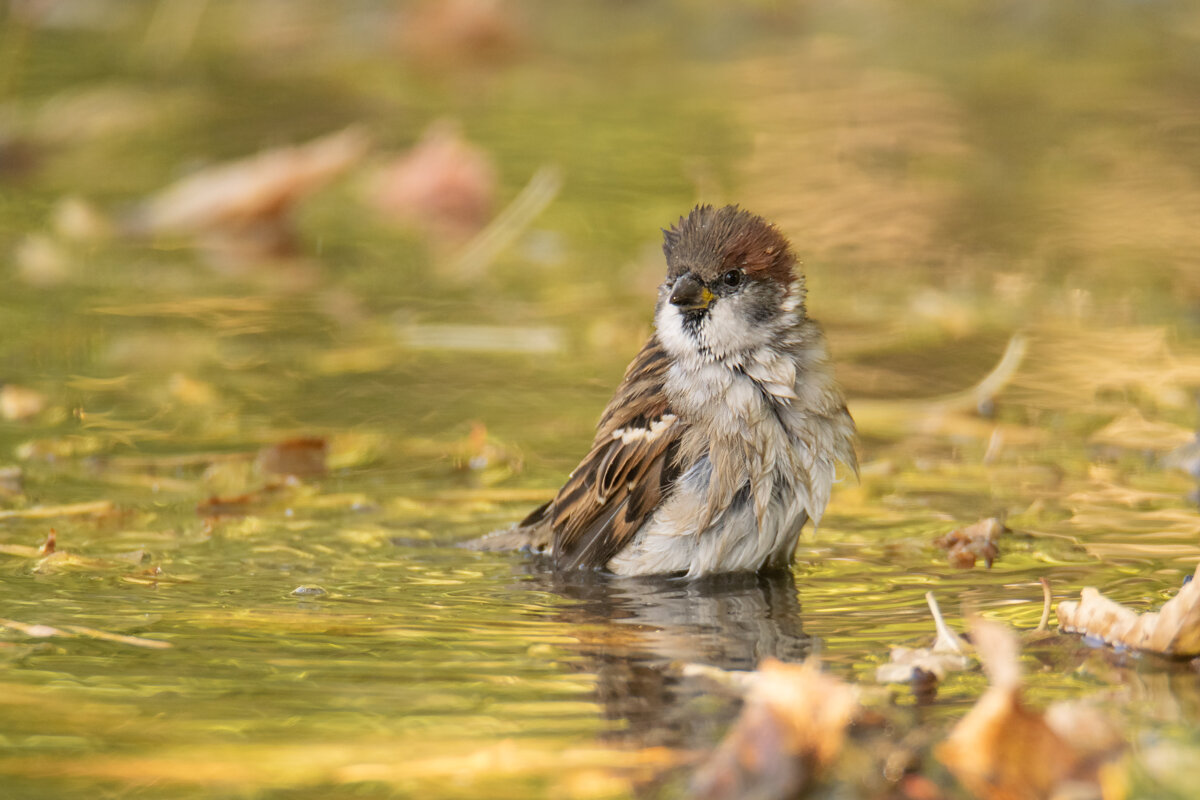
467 204 856 578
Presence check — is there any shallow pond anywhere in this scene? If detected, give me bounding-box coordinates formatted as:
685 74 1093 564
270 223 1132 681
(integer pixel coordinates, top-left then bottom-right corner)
2 2 1200 798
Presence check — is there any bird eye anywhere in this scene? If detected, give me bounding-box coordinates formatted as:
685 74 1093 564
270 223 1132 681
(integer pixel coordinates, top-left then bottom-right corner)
722 269 743 288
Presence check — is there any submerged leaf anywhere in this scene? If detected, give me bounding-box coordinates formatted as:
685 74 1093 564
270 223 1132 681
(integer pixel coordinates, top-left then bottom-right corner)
1056 564 1200 657
691 659 858 800
937 621 1078 800
934 517 1007 569
876 592 972 684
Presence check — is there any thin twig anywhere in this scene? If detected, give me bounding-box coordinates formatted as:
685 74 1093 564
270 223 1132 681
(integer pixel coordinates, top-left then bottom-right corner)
1037 577 1052 632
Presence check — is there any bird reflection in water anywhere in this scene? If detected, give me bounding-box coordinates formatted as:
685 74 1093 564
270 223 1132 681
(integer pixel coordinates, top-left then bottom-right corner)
518 566 812 751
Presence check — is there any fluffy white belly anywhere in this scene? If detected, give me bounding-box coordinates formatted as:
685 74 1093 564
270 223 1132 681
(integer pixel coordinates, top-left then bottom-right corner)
606 465 813 578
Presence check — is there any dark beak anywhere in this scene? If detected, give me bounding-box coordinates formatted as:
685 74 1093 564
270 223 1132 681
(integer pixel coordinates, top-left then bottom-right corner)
669 273 714 311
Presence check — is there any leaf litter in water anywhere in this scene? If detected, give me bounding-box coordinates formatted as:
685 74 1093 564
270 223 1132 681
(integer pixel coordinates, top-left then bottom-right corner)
1057 564 1200 657
690 658 858 800
123 126 369 263
365 118 497 241
937 619 1126 800
934 517 1008 569
876 591 973 685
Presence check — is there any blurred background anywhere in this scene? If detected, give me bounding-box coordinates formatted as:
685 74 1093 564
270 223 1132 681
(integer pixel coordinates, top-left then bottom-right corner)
3 1 1200 798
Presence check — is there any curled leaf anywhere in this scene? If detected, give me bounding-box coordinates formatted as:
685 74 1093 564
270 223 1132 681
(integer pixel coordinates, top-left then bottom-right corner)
691 659 858 800
876 592 972 684
125 126 368 261
366 119 496 240
936 620 1077 800
934 517 1007 569
1056 564 1200 657
937 619 1126 800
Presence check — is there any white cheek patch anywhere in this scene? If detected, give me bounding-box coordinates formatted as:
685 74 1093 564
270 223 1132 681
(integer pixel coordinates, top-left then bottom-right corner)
697 292 781 360
654 301 695 361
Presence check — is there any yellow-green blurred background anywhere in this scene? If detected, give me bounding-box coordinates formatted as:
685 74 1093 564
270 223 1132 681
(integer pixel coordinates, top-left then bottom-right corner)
3 2 1200 798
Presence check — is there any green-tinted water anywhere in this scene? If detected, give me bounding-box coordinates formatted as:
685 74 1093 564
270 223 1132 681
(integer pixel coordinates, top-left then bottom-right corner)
3 2 1200 798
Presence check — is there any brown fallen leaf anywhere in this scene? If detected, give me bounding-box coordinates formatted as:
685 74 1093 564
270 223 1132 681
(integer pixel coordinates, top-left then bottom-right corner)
125 126 368 260
366 119 496 240
1056 564 1200 657
256 437 328 478
936 619 1125 800
936 620 1079 800
934 517 1007 569
690 659 858 800
876 592 972 683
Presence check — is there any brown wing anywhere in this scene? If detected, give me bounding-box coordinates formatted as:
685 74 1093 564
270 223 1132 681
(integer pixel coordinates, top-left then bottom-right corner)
551 337 683 571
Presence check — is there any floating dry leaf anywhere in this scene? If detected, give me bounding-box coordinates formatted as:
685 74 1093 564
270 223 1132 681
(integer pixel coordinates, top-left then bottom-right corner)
691 658 858 800
125 126 368 258
936 620 1080 800
876 592 972 684
256 437 328 478
937 619 1125 800
1056 564 1200 657
367 119 496 240
934 517 1007 569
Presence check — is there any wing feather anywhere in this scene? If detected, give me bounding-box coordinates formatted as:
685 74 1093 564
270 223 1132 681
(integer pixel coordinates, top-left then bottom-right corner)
551 337 683 570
